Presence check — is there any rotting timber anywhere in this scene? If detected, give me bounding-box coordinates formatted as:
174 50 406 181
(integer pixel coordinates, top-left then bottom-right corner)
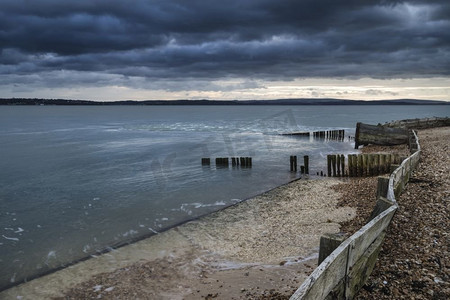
354 122 409 149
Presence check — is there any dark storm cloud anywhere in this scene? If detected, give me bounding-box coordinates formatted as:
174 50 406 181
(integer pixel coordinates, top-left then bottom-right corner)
1 0 449 89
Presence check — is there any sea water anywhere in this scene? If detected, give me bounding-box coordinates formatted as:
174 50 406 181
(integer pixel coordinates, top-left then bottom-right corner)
0 105 448 289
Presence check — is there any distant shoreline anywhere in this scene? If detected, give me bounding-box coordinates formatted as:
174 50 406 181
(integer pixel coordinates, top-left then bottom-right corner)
1 98 449 106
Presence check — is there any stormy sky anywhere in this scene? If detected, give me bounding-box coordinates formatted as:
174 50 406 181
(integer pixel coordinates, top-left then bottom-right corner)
1 0 449 101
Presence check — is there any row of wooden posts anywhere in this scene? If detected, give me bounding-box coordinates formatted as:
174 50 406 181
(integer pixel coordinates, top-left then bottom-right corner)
201 157 253 167
326 153 403 177
312 129 345 141
283 129 345 141
290 155 309 174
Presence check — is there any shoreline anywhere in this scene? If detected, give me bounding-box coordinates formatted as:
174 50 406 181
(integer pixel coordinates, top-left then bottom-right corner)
1 177 356 300
0 176 304 293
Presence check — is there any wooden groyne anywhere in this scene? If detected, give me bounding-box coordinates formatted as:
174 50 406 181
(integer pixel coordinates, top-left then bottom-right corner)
354 117 450 149
290 128 422 299
283 129 346 141
202 157 252 168
290 155 309 174
325 153 403 177
383 116 450 129
354 122 409 149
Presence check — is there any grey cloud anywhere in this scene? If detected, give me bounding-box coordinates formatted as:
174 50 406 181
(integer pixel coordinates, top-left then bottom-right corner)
0 0 449 90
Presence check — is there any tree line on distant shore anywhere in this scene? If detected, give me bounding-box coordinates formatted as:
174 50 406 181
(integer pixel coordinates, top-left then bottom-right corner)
0 98 448 106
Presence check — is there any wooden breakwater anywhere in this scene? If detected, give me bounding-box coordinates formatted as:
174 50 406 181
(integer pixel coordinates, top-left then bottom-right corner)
354 117 450 149
202 157 252 167
290 155 309 174
383 116 450 129
290 129 421 299
354 122 409 149
325 153 403 177
283 129 346 141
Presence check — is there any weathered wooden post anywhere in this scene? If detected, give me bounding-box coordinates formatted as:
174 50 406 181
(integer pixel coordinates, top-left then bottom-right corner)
348 154 354 177
386 154 392 173
379 154 386 173
351 154 358 177
357 154 363 177
374 155 380 176
332 155 337 177
341 154 345 176
327 155 332 177
304 155 309 175
300 166 305 174
202 158 211 165
361 154 369 176
318 233 346 265
240 157 245 166
368 154 373 176
290 156 297 172
376 175 390 199
336 154 341 176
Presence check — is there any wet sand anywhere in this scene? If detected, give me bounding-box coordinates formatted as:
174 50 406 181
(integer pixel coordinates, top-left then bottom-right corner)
1 178 356 300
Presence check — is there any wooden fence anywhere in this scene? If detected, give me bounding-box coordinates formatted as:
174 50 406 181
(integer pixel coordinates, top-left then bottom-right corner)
282 129 346 141
290 130 421 299
325 153 403 177
383 116 450 129
202 157 253 167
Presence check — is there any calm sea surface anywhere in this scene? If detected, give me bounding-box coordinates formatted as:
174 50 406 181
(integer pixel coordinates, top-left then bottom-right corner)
0 105 449 289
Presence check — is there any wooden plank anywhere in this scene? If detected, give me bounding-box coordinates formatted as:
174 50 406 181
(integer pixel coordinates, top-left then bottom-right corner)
383 117 450 129
291 206 397 300
347 206 397 269
410 151 421 169
346 232 386 299
290 241 351 300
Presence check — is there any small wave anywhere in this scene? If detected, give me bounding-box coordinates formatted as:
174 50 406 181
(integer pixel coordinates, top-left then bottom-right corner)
148 227 159 234
2 235 19 241
178 201 228 215
15 227 24 233
122 229 138 237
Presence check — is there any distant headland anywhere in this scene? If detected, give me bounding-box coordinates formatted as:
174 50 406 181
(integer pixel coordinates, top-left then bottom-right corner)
0 98 449 106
